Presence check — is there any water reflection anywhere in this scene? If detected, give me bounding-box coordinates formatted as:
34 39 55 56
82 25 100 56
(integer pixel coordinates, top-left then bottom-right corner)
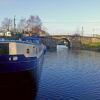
36 45 100 100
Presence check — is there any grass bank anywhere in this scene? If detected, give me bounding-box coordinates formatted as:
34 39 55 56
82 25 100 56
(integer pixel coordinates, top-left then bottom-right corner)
82 43 100 52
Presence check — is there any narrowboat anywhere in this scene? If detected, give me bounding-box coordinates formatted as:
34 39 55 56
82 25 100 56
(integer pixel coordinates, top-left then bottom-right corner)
0 36 46 100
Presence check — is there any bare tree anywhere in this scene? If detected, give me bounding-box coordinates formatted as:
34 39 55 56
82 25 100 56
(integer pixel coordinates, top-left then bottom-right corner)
27 15 42 34
17 18 27 33
0 15 44 36
1 18 13 31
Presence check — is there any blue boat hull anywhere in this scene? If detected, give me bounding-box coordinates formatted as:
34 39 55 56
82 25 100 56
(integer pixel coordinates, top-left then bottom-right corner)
0 53 44 100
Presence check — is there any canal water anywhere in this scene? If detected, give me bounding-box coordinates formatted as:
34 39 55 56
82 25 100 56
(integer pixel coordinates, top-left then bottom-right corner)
36 45 100 100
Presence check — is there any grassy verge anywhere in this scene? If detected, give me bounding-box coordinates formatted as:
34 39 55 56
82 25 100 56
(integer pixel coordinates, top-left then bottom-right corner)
84 43 100 48
82 43 100 52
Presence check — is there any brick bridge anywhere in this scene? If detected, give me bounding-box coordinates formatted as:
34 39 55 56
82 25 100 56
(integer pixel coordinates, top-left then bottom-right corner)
41 35 100 50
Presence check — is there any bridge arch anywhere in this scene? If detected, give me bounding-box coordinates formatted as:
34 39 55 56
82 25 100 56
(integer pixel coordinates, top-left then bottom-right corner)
57 38 71 49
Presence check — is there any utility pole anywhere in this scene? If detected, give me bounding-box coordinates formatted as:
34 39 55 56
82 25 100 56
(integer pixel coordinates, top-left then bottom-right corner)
81 26 84 36
14 16 16 34
80 26 84 46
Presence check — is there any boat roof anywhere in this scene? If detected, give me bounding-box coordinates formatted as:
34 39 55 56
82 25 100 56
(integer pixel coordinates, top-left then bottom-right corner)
0 39 37 45
22 35 41 44
0 35 42 45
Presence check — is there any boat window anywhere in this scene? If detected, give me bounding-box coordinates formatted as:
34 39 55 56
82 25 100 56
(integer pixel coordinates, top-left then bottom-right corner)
0 43 9 54
27 49 30 54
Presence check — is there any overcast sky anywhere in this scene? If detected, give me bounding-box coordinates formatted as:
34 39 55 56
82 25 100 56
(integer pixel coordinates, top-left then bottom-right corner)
0 0 100 35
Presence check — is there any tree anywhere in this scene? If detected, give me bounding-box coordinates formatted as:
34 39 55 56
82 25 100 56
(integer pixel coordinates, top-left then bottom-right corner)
1 18 13 31
27 15 42 34
0 15 46 36
17 18 27 33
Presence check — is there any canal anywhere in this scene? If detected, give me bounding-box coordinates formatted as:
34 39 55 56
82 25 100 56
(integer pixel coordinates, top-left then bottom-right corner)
36 45 100 100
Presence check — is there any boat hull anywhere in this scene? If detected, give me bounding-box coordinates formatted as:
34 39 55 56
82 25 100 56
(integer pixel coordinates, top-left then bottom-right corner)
0 53 44 100
0 55 37 72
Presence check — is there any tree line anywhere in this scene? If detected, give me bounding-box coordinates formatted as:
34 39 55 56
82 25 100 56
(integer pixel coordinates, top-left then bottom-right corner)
0 15 48 36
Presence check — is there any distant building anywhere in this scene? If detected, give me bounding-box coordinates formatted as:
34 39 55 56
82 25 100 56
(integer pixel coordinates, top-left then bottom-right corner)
39 30 49 36
0 31 5 36
5 31 12 36
0 31 12 37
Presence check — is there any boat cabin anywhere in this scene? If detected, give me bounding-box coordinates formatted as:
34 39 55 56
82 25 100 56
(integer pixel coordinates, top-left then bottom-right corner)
0 41 40 57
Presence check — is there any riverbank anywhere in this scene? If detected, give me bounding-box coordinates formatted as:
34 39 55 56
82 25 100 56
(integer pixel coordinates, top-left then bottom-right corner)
81 43 100 52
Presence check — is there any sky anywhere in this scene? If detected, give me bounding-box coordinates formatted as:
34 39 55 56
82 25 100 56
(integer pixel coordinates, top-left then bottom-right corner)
0 0 100 35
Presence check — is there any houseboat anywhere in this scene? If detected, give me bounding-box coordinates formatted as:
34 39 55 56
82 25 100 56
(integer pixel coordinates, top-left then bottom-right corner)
0 36 46 99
